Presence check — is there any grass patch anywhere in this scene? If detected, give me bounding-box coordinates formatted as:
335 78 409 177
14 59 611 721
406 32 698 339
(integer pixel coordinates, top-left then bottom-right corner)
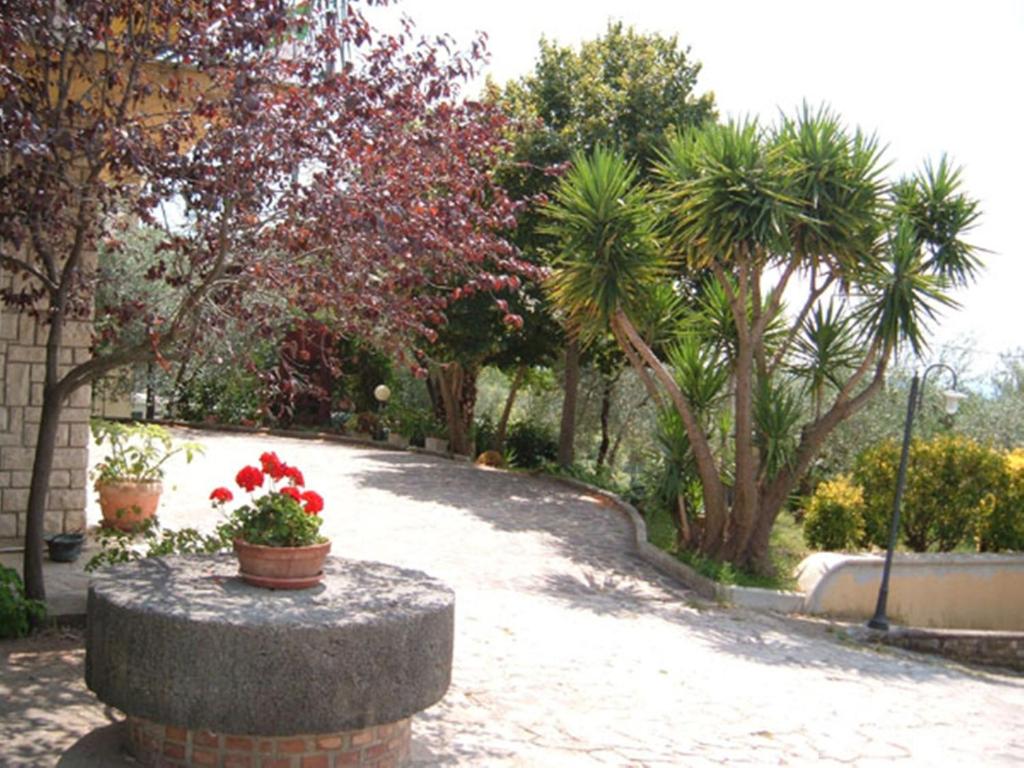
766 510 810 589
645 503 677 552
643 505 810 591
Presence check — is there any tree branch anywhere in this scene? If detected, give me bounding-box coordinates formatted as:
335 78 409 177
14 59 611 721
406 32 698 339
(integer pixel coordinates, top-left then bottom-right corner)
614 308 729 541
764 343 890 506
760 255 801 331
767 272 835 375
0 253 57 293
610 315 665 411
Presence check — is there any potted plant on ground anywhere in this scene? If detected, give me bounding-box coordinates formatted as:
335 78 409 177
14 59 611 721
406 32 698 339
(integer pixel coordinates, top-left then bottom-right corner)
44 531 86 562
384 404 427 449
91 420 203 531
211 451 328 589
424 418 449 454
352 411 379 441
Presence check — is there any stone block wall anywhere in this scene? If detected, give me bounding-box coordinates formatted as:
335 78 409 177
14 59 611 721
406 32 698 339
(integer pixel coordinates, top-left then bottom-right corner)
882 627 1024 672
0 296 92 538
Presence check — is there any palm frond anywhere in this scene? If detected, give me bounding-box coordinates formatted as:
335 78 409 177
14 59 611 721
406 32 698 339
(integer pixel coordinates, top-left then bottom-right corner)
666 335 729 418
655 119 797 269
891 155 982 287
542 146 667 335
790 301 861 394
753 375 802 477
854 217 957 355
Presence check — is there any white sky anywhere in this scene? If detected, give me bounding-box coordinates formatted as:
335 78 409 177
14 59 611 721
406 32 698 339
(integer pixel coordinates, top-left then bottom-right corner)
372 0 1023 368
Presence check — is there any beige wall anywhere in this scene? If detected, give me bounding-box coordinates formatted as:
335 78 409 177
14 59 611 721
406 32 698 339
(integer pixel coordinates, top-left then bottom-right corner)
798 552 1024 631
0 285 91 538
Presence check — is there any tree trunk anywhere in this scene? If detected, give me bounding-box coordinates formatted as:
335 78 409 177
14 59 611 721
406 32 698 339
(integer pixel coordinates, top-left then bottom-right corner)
606 418 630 472
607 393 648 472
557 337 580 468
22 309 69 604
431 361 478 456
675 494 692 548
610 319 664 410
739 482 789 574
719 261 760 563
721 337 758 562
595 373 614 469
145 361 156 420
612 310 729 553
495 363 526 454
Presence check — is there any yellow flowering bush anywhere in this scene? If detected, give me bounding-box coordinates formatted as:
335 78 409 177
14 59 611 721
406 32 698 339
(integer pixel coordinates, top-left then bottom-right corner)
853 435 1012 552
804 474 866 551
975 450 1024 552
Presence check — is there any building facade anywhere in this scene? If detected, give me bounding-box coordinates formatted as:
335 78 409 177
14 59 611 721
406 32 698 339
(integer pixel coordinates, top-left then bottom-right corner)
0 291 91 539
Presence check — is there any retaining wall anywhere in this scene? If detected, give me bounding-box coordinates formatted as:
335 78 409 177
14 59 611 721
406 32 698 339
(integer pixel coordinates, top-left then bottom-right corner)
798 552 1024 631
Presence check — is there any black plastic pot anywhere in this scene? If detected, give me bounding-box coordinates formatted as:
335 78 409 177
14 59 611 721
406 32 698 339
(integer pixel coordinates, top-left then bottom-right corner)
44 533 85 563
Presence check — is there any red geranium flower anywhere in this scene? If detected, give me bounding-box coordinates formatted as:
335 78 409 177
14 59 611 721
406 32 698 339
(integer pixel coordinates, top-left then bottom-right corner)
283 465 305 487
280 486 302 502
259 451 285 481
236 465 265 492
301 490 324 515
210 487 234 503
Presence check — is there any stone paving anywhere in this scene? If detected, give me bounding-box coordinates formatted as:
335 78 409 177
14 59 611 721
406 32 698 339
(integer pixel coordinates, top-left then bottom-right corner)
2 428 1023 766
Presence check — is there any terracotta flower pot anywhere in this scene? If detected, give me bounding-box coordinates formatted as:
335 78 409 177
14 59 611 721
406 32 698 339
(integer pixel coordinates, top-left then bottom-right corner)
233 539 331 590
424 436 448 454
387 432 410 448
97 480 163 531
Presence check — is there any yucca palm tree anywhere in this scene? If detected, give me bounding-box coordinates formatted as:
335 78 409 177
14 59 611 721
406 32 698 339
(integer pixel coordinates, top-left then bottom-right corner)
543 106 980 573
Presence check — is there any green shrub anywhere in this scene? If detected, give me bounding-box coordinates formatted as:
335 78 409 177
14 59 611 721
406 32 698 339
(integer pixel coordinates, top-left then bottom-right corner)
506 421 558 469
803 474 865 551
0 566 45 638
175 367 263 424
86 518 231 572
473 415 498 453
854 434 1006 552
386 405 435 444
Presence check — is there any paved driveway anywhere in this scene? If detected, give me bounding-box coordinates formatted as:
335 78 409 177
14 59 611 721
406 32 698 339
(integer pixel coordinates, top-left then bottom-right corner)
2 429 1023 766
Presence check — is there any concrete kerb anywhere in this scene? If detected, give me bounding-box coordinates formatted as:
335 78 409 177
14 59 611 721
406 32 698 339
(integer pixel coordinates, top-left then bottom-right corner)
151 418 455 457
545 475 806 613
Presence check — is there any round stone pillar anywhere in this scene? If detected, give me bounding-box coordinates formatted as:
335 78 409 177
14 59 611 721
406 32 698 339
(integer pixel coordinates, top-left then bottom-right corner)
86 555 455 767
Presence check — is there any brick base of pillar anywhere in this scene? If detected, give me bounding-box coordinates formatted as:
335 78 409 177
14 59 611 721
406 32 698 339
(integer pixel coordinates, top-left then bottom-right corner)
126 715 412 768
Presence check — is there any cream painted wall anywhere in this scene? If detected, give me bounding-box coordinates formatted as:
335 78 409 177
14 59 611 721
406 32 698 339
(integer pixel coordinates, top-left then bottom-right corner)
798 553 1024 631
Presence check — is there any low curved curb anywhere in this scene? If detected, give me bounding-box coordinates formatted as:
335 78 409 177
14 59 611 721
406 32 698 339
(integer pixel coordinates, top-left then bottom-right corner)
150 418 427 454
545 475 805 612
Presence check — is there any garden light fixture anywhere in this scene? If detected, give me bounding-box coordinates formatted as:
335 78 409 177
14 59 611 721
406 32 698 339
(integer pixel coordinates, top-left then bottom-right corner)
942 389 967 415
373 384 391 441
867 363 963 631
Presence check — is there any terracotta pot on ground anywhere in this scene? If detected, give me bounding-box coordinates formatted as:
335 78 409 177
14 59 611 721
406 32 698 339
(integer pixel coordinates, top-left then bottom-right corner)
97 480 163 531
424 436 448 454
387 432 410 448
233 539 331 590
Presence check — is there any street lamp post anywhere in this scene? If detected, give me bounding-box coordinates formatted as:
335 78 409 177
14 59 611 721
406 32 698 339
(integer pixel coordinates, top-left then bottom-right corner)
867 363 966 631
